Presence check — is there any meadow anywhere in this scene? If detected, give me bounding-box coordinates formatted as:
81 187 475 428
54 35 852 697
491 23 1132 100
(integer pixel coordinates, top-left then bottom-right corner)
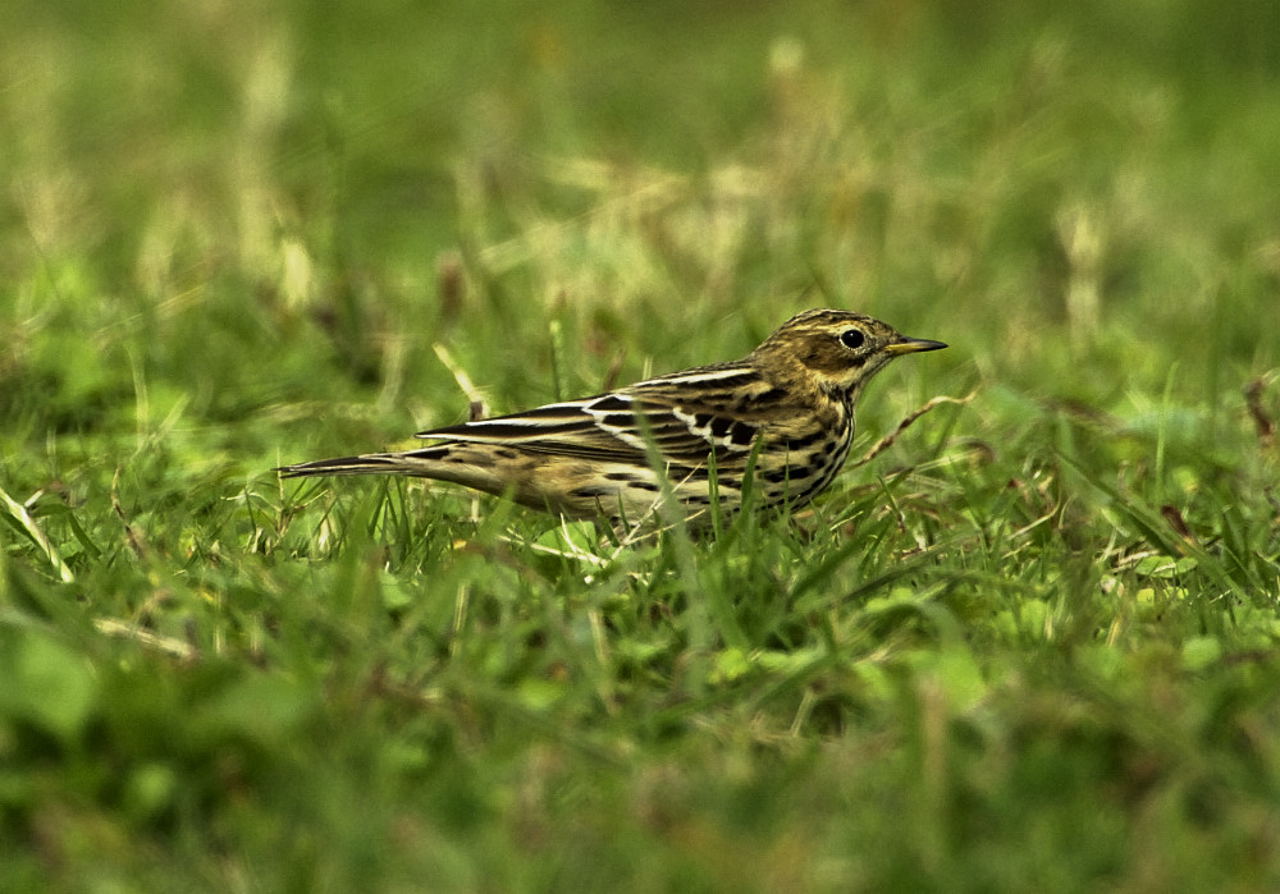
2 0 1278 889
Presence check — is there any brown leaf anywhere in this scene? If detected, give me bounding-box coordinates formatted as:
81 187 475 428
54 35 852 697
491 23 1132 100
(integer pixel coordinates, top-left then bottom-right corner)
1160 504 1196 544
1244 377 1275 445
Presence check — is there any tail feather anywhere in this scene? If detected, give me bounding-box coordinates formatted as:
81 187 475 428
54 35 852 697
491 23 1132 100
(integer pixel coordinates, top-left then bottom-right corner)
276 446 450 479
277 443 524 507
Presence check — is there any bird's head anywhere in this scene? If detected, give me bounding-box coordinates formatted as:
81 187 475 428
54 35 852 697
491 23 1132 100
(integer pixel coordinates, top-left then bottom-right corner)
752 308 947 399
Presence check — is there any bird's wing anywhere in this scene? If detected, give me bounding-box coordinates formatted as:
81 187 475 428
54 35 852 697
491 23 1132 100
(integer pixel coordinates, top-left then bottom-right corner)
416 366 775 465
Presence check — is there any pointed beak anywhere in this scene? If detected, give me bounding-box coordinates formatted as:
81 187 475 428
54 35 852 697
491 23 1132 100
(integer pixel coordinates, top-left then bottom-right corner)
885 336 948 356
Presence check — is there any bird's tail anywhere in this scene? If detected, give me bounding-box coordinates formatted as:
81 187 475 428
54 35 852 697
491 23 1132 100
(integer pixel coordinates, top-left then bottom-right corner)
276 446 451 479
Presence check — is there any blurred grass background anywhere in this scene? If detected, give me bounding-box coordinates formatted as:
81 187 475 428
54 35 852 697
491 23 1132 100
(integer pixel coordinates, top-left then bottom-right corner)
2 0 1279 889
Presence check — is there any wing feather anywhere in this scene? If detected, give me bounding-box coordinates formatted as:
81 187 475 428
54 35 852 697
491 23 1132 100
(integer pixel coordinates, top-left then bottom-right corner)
412 363 787 464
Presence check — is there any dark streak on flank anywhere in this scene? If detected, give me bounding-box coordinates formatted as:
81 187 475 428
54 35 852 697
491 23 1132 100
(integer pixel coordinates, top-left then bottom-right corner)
784 430 827 451
789 475 831 506
668 465 743 489
761 465 812 484
752 387 787 404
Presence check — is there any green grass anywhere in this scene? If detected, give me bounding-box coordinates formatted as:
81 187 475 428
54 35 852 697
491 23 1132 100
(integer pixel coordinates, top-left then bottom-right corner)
2 0 1279 889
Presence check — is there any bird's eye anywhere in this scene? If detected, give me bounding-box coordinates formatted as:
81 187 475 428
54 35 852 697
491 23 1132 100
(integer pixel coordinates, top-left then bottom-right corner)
839 329 866 350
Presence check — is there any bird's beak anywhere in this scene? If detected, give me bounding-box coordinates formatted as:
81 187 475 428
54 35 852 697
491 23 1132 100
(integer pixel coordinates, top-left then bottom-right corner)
885 336 948 355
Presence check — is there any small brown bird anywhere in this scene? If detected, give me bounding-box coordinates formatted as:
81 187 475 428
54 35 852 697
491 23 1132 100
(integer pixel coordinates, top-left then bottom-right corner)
278 309 946 527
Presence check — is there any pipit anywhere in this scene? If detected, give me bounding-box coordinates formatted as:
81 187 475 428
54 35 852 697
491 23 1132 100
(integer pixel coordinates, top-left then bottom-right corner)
279 309 946 527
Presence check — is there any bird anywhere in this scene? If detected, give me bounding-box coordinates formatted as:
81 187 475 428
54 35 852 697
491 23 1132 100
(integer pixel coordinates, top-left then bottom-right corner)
277 309 946 528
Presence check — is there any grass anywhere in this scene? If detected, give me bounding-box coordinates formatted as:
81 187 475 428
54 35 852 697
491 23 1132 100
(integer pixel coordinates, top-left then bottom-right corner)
2 0 1279 889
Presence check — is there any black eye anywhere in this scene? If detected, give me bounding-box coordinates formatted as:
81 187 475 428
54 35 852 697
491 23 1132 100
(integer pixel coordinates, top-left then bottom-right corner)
839 329 866 350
